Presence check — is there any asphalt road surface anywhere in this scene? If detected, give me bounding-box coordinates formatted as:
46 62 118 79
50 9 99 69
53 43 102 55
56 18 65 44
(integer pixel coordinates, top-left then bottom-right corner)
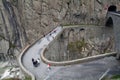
22 27 120 80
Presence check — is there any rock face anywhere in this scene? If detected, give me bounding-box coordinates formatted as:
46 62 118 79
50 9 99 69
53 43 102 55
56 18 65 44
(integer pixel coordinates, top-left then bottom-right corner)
0 0 28 58
0 0 120 57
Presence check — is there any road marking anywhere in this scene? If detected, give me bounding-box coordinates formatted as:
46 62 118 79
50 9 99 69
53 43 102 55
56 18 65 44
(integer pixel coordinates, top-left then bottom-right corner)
99 68 110 80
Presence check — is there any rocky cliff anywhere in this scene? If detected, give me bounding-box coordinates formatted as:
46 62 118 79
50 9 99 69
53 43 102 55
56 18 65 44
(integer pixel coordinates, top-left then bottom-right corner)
0 0 27 58
0 0 120 58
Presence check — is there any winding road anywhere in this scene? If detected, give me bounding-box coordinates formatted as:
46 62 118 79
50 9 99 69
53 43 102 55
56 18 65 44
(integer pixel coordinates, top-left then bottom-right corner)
22 27 63 80
21 26 120 80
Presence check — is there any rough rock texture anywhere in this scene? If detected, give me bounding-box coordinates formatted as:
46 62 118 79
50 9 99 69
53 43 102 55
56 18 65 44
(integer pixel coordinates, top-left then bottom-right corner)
22 0 120 43
0 0 120 56
0 0 27 57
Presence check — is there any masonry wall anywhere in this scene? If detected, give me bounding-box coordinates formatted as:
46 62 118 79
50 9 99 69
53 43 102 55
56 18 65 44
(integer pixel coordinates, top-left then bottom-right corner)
107 12 120 58
44 26 115 61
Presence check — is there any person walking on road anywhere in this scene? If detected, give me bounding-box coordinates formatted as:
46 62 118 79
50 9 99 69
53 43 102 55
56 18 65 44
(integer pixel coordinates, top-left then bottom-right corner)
32 58 36 66
47 64 51 70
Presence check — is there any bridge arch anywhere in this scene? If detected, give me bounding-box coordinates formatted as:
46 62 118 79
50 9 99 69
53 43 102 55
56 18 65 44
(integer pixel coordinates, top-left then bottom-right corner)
108 5 117 12
105 17 113 27
68 28 75 43
106 11 120 59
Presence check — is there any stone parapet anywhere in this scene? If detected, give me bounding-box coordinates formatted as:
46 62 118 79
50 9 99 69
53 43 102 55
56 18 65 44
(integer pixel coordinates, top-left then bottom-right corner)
18 45 35 80
41 47 116 66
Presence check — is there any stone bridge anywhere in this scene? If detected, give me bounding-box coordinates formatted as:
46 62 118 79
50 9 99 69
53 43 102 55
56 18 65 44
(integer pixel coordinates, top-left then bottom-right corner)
106 5 120 59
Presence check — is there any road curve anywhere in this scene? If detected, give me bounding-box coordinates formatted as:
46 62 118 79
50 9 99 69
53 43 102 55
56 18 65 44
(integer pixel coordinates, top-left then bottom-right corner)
21 26 63 80
20 26 120 80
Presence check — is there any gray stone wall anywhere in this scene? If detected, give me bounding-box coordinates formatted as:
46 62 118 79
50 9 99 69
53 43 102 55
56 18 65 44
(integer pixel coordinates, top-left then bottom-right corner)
45 26 115 61
107 12 120 58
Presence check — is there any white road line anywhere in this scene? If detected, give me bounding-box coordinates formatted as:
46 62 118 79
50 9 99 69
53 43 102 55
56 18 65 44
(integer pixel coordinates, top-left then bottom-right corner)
99 68 110 80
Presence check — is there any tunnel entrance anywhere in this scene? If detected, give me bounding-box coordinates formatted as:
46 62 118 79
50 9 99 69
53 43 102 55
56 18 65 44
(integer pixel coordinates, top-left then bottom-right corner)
105 17 113 27
108 5 117 12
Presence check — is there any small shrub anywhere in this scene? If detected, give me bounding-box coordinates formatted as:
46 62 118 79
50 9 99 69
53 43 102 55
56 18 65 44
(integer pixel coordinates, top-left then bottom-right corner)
111 75 120 79
101 75 120 80
24 76 32 80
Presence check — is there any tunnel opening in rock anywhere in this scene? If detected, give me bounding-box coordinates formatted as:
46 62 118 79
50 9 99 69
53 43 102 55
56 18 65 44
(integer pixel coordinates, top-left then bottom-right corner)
108 5 117 12
105 17 113 27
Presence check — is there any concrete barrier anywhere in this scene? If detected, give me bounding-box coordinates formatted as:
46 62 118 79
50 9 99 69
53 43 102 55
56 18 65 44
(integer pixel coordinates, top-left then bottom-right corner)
18 45 35 80
41 47 116 66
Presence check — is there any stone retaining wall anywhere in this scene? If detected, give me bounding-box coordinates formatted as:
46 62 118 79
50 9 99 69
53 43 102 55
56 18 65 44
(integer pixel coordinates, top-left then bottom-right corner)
41 26 116 66
44 26 115 61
